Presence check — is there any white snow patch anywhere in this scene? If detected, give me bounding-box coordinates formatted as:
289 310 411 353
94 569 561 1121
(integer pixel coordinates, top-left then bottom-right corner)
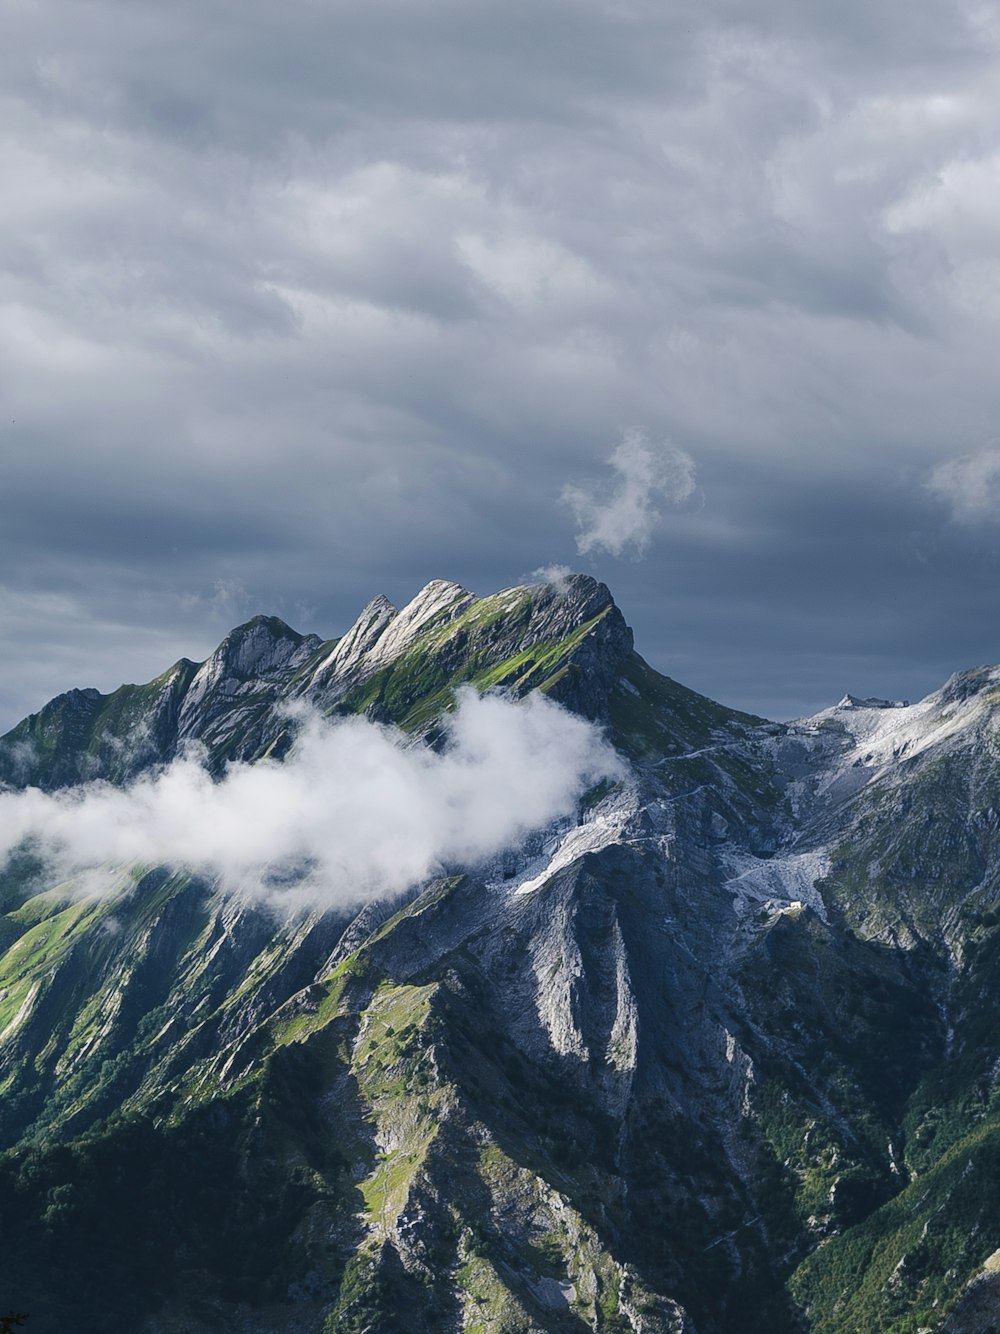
789 671 1000 803
510 784 638 896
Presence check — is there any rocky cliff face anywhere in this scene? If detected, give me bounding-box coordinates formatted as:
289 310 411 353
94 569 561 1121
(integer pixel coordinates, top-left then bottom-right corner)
1 578 1000 1333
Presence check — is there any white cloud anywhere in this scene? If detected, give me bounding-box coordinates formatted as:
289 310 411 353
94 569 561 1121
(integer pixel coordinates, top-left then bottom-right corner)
0 689 624 911
561 430 696 559
530 564 575 591
177 578 251 621
927 446 1000 521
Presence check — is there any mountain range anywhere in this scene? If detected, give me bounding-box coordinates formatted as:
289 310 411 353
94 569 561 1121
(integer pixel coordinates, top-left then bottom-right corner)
2 574 1000 1333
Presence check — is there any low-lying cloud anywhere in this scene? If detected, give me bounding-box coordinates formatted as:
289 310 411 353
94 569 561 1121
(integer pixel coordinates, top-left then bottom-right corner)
0 689 624 911
562 431 696 559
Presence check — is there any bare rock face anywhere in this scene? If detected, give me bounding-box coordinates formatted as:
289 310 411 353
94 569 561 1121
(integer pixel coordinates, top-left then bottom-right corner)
305 592 399 685
175 615 322 761
939 1258 1000 1334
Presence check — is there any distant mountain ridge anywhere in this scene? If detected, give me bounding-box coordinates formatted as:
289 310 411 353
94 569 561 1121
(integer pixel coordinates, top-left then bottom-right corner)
2 576 1000 1333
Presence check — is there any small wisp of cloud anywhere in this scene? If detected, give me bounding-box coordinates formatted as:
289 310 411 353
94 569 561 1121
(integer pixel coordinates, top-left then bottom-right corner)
175 579 253 627
928 446 1000 522
0 690 624 912
530 563 575 592
561 430 696 559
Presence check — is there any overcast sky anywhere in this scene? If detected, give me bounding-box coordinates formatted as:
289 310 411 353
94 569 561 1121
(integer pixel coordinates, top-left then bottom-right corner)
3 0 1000 727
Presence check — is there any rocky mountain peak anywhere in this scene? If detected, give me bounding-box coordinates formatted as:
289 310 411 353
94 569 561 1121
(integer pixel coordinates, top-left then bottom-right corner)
938 664 1000 706
177 614 320 733
306 594 399 686
307 582 477 690
533 569 615 613
208 613 314 676
835 693 909 710
518 572 623 642
355 578 476 670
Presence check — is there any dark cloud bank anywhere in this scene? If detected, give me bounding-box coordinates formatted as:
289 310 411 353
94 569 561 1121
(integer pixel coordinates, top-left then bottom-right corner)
3 0 1000 726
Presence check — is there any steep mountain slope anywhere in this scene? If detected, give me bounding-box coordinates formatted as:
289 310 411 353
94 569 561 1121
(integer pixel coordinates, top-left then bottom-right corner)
1 577 1000 1333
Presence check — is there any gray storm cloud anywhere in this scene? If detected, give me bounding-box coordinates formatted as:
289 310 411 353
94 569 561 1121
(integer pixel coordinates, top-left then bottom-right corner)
562 431 696 559
3 0 1000 725
0 689 624 910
